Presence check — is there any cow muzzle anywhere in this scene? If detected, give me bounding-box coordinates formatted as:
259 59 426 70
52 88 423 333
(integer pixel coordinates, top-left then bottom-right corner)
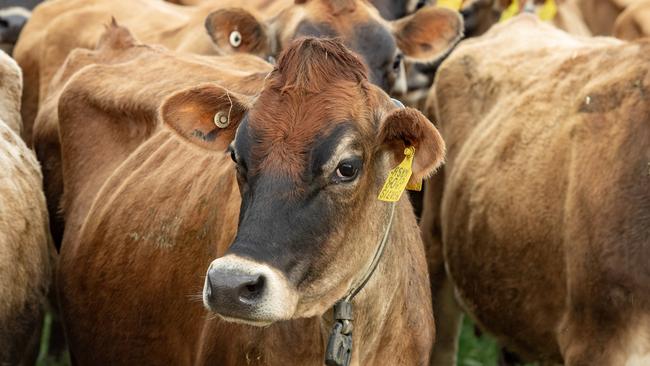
203 254 299 325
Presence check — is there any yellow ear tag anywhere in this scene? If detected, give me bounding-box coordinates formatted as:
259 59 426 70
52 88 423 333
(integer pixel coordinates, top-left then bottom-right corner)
406 177 422 191
499 0 520 22
437 0 463 11
378 146 417 202
537 0 557 21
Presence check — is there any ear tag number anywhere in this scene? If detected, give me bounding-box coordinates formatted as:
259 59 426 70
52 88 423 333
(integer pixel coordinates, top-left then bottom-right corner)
437 0 463 11
537 0 557 21
499 0 520 22
378 146 417 202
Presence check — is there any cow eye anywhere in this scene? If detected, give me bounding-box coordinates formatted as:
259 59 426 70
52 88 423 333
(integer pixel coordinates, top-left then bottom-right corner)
392 54 403 71
336 163 357 180
229 148 237 163
333 158 361 183
416 0 427 10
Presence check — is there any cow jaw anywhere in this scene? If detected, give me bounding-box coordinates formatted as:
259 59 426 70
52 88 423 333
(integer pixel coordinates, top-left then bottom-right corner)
203 254 299 326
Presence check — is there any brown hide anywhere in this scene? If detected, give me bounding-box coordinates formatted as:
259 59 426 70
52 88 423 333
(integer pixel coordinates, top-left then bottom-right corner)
16 0 462 143
57 36 437 365
459 0 591 37
14 0 280 143
0 50 53 365
425 15 650 364
614 0 650 40
33 23 271 246
575 0 634 35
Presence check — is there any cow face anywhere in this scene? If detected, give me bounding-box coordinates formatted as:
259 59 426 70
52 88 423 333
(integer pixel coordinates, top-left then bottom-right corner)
162 38 444 326
204 0 462 95
0 7 31 54
369 0 432 20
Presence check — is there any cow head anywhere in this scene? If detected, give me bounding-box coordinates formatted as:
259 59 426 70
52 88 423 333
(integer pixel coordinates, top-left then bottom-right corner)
369 0 432 20
204 0 462 95
0 7 31 54
162 37 444 325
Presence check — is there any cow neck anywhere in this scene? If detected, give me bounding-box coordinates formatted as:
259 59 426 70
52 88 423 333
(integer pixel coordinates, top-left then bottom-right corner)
324 201 397 366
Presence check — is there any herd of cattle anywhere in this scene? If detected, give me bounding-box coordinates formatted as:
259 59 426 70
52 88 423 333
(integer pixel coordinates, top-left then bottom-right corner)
0 0 648 365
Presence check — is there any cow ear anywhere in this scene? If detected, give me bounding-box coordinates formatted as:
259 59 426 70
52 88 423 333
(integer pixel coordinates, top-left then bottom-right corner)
161 84 249 151
378 105 445 184
204 8 271 58
391 6 463 63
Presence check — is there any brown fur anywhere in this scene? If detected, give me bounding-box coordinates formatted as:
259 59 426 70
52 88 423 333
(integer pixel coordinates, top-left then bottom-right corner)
460 0 591 37
423 15 650 364
575 0 634 35
14 0 281 143
0 50 53 365
17 0 463 142
56 36 440 365
613 0 650 40
33 23 271 246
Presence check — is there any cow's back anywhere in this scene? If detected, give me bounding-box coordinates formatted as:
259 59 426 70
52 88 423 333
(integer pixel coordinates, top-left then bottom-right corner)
14 0 224 142
433 15 650 363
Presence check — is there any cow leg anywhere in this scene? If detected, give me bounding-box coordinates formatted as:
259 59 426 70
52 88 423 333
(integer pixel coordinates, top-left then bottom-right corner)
420 173 463 366
429 271 463 366
558 310 650 366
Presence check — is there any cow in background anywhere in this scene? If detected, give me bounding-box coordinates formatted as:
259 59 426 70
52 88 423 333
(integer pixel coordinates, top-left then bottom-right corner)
16 0 462 144
0 49 53 366
614 0 650 40
459 0 590 37
167 0 435 20
0 0 42 54
422 15 650 365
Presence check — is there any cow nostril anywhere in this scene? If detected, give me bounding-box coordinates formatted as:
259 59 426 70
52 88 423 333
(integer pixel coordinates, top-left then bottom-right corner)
238 275 265 303
205 273 213 300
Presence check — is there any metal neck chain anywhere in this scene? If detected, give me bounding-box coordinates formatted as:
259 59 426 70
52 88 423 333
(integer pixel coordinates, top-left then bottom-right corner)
324 202 397 366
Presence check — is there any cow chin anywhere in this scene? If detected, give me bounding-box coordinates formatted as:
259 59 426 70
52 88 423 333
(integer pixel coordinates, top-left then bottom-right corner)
202 254 299 326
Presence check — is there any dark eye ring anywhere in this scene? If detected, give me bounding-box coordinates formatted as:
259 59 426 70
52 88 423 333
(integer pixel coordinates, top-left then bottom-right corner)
335 161 359 182
392 54 403 71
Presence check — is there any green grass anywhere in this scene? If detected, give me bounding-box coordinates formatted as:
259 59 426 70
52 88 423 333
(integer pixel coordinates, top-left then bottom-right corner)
458 316 501 366
34 312 527 366
35 312 70 366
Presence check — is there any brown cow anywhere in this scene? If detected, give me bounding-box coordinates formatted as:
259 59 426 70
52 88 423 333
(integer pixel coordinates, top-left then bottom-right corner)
56 30 442 365
460 0 590 36
614 0 650 40
575 0 634 35
167 0 434 20
0 50 53 365
32 21 272 246
16 0 462 143
423 15 650 365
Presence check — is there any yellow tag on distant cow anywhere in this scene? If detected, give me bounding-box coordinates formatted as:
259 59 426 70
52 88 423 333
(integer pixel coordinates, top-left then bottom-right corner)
499 0 520 22
537 0 557 21
378 147 416 202
437 0 463 11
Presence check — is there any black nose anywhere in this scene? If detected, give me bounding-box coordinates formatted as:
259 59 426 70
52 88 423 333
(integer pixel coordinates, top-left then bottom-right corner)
205 267 266 317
